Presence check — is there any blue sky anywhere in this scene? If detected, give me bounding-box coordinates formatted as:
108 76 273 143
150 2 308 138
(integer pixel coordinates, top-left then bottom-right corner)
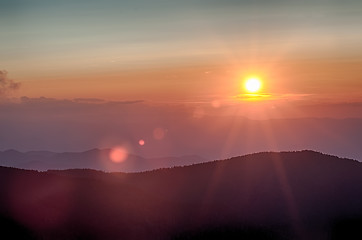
2 0 361 63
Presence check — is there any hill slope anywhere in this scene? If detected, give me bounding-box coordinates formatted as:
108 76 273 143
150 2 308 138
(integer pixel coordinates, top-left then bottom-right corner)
0 150 362 239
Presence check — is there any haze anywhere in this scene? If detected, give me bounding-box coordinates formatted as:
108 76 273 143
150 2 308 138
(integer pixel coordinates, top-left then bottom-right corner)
1 0 362 160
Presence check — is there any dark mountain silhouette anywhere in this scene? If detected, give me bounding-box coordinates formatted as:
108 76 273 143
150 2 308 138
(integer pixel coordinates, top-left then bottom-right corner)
0 149 207 172
1 150 362 239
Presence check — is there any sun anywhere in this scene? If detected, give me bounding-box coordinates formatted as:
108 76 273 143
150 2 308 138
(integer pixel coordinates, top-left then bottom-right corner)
245 77 262 93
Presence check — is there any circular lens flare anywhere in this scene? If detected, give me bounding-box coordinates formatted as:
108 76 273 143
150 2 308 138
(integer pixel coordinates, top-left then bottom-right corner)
153 128 166 140
109 147 128 163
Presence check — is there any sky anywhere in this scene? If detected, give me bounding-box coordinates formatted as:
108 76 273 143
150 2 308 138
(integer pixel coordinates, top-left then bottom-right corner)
1 0 362 102
1 0 362 158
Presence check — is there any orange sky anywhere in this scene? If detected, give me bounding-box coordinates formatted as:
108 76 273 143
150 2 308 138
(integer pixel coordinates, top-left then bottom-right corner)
14 57 361 104
1 0 362 119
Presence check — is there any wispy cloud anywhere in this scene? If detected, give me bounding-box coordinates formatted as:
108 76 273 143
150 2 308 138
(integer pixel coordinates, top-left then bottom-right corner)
19 97 144 106
108 100 145 105
0 70 21 97
235 93 272 101
73 98 105 103
233 93 314 102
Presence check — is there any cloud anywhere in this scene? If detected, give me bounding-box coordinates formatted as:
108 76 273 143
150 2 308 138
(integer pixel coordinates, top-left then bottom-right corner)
20 96 61 103
234 93 272 101
0 70 21 97
108 100 145 105
73 98 105 103
19 96 143 106
234 93 316 102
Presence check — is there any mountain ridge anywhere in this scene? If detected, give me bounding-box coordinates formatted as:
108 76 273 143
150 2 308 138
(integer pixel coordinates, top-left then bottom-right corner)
0 148 208 172
1 150 362 239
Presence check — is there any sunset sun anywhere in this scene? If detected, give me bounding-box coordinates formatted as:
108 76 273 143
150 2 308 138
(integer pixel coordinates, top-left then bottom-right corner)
245 77 262 93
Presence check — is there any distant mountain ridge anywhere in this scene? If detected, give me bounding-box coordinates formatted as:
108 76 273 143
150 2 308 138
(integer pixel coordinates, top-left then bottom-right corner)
0 148 207 172
1 150 362 239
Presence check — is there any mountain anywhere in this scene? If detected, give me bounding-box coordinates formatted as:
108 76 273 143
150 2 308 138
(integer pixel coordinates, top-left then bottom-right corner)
1 150 362 239
0 149 207 172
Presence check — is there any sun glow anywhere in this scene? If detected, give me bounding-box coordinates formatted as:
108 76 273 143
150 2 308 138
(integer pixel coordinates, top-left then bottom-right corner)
245 77 262 93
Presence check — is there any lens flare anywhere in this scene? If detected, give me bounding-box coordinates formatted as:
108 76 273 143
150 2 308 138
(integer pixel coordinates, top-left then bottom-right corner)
138 139 145 146
109 147 128 163
153 128 166 140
